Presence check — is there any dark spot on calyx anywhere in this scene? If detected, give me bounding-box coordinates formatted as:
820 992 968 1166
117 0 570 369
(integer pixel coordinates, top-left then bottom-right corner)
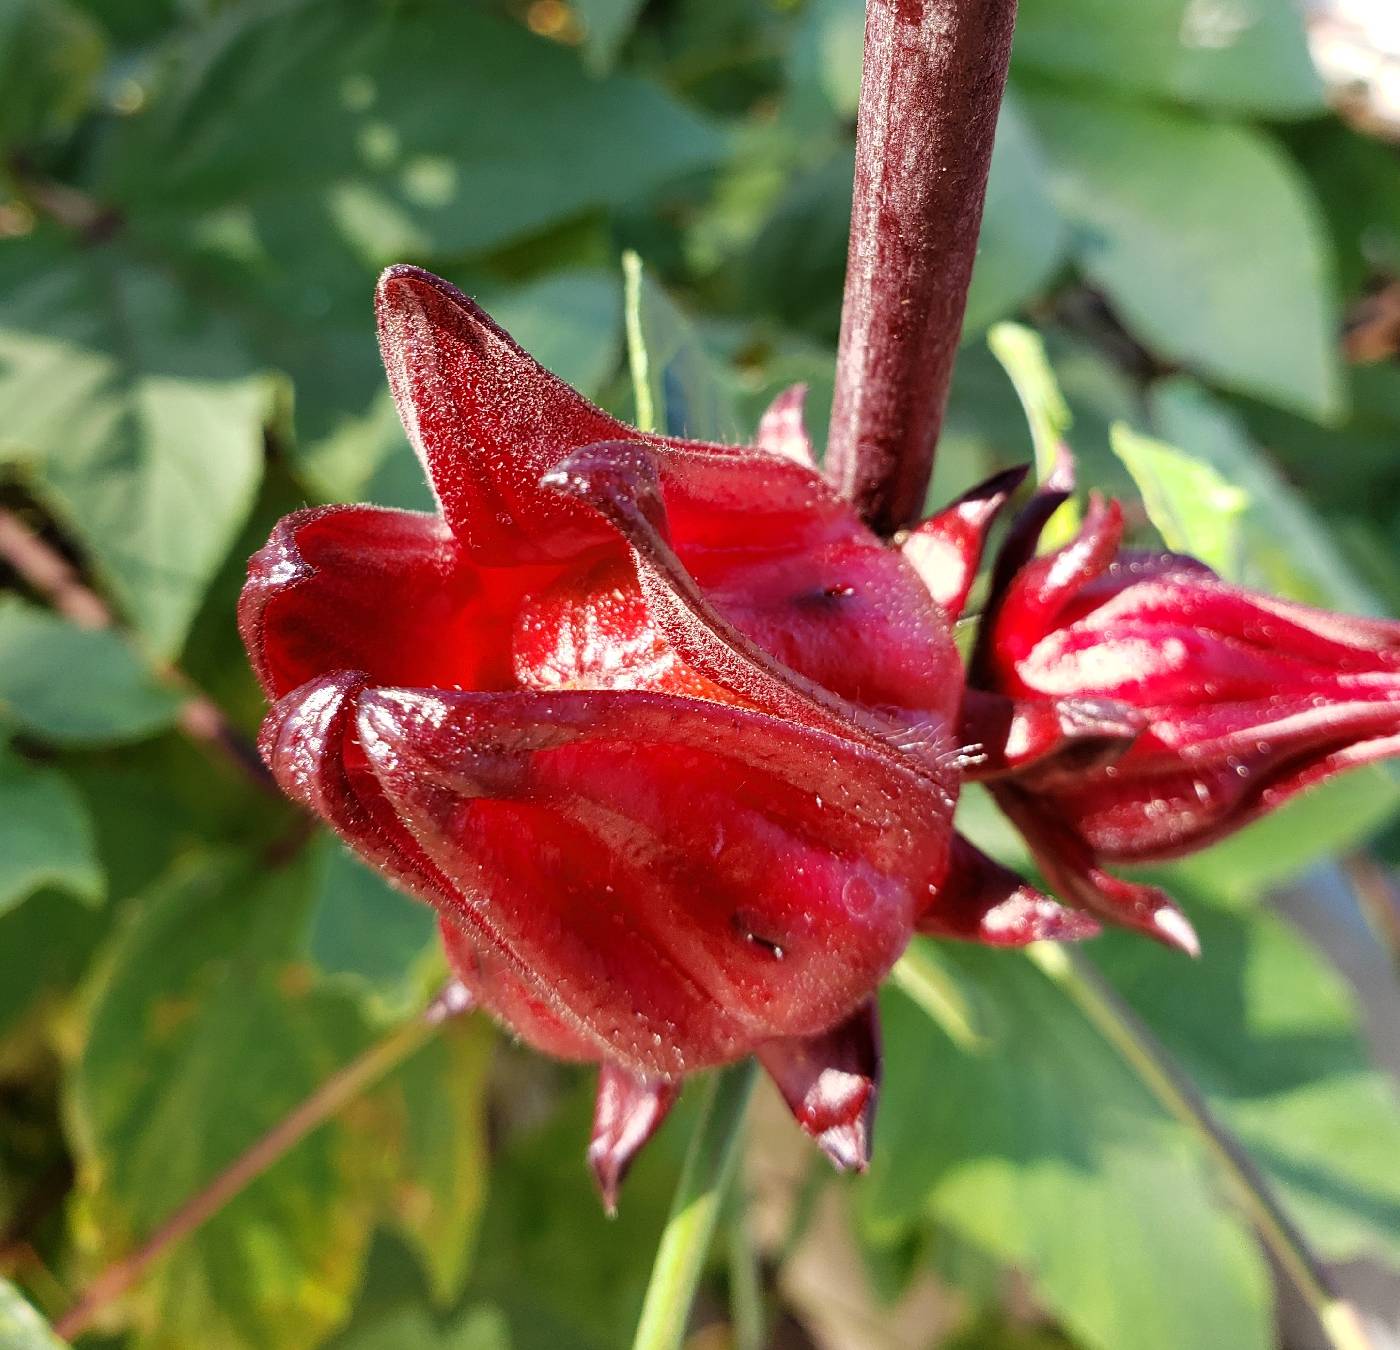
799 583 857 609
732 912 786 960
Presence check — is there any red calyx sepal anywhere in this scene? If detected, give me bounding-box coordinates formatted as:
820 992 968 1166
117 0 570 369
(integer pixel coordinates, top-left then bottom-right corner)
375 265 633 564
901 465 1027 621
958 688 1145 784
757 1000 881 1173
589 1065 680 1216
919 833 1101 946
755 384 817 468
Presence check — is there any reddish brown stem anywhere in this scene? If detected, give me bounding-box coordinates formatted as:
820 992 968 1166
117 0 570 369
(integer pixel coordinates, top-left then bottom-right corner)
53 985 472 1342
826 0 1018 535
1343 850 1400 974
6 154 122 243
0 510 109 629
0 506 274 794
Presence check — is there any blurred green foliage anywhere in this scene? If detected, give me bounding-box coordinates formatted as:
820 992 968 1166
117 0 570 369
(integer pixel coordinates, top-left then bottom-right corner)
3 1 1400 1347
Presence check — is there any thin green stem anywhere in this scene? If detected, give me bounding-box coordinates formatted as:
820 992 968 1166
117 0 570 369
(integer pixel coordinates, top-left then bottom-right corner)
725 1181 765 1350
892 943 986 1051
631 1062 757 1350
1026 943 1375 1350
622 250 656 436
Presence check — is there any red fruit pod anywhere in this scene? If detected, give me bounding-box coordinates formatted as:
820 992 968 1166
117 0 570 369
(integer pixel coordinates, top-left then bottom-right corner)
969 468 1400 950
241 265 1027 1198
353 684 954 1076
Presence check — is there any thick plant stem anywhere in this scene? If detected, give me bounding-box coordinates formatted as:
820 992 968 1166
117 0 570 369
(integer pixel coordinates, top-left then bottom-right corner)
631 1062 757 1350
53 985 472 1342
827 0 1019 535
1027 944 1376 1350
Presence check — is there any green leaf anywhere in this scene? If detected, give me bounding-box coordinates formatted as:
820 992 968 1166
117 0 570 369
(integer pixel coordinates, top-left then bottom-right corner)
623 251 742 441
944 1316 1076 1350
868 942 1273 1350
305 843 438 1021
103 0 722 265
1097 891 1400 1270
986 322 1080 544
0 232 269 656
891 942 990 1051
0 744 102 914
465 1079 682 1347
1014 0 1324 118
790 0 865 121
379 1019 494 1308
334 1305 512 1350
0 597 181 745
66 734 285 904
69 852 384 1350
0 0 105 147
937 329 1143 510
742 148 852 341
1025 89 1341 421
964 96 1068 336
0 886 108 1040
200 241 414 513
1293 122 1400 298
68 0 176 44
797 0 1323 125
1238 362 1400 516
575 0 646 76
0 1278 66 1350
986 324 1071 483
742 96 1065 343
1148 377 1386 614
1109 422 1249 574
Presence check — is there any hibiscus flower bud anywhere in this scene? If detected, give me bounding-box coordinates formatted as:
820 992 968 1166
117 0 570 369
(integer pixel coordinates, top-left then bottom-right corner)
240 267 1090 1199
952 466 1400 954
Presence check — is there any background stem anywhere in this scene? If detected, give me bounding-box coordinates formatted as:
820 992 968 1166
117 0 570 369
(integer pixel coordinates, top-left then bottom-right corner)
826 0 1019 534
53 986 470 1342
631 1062 757 1350
725 1178 766 1350
0 506 274 794
1027 944 1376 1350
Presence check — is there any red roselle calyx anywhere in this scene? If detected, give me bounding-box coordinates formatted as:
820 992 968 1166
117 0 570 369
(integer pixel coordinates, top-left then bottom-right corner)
239 268 1091 1208
920 464 1400 956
